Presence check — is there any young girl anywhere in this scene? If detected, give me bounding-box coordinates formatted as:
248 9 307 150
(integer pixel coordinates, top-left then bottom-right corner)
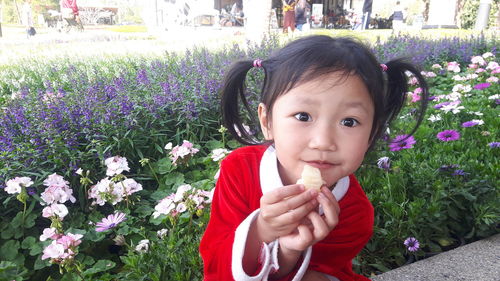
200 35 429 281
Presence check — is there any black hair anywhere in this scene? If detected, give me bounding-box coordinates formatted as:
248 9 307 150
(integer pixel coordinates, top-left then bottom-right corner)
220 35 429 150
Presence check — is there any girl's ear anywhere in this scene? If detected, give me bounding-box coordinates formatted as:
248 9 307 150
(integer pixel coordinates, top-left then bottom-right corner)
258 103 273 140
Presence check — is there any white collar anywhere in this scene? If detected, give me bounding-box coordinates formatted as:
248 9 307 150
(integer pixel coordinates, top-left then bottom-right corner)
259 145 349 201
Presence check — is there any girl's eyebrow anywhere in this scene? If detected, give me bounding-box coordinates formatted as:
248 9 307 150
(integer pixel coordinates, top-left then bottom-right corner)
342 101 371 113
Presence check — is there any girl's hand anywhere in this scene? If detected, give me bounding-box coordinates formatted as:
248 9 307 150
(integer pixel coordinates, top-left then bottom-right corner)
255 184 319 243
302 270 330 281
278 186 340 251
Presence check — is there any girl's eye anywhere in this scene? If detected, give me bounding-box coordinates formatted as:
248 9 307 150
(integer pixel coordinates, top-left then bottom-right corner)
341 118 359 127
294 112 312 122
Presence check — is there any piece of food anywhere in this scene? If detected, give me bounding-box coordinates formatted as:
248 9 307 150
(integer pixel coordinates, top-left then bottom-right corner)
297 164 324 191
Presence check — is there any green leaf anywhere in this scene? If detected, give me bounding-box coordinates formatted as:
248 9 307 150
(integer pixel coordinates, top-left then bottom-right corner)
1 226 15 239
164 172 184 187
205 140 223 150
11 212 24 228
0 240 20 260
157 158 173 175
34 254 50 270
82 259 116 276
0 261 28 280
21 236 36 249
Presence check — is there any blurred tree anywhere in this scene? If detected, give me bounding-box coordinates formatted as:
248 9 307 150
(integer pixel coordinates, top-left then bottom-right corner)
460 0 499 29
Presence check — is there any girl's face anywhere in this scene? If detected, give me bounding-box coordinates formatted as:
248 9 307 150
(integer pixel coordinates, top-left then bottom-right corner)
258 72 374 188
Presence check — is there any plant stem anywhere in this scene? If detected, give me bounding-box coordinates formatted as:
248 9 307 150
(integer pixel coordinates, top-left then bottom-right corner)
148 162 160 184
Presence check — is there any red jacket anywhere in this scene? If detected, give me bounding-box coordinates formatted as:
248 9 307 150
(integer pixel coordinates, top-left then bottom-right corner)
200 145 374 281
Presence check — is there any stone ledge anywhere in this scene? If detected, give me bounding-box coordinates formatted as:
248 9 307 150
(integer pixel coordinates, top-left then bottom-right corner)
371 233 500 281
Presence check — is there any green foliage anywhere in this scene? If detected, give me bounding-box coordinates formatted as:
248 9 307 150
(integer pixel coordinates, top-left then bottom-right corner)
0 35 498 279
460 0 500 29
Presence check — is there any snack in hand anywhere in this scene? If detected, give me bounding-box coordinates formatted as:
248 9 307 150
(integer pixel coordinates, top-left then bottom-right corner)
297 164 324 191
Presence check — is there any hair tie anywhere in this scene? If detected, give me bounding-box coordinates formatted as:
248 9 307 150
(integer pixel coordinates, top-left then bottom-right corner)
380 63 388 72
253 59 263 68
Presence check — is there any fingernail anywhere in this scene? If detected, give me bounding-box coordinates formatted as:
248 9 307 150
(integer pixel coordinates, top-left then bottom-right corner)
319 193 326 199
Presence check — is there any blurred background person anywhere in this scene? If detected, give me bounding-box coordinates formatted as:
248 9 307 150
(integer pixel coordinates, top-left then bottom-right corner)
295 0 310 31
21 0 35 38
282 0 297 33
60 0 83 32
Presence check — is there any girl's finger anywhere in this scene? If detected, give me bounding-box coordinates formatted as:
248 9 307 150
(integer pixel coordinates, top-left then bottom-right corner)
307 211 329 239
261 184 305 205
317 191 339 229
277 196 319 224
321 186 340 213
262 188 318 218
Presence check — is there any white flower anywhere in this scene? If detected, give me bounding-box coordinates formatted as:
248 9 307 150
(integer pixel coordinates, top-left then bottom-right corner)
428 114 442 122
486 76 499 83
482 52 494 58
42 203 69 219
470 111 483 116
486 61 499 70
76 168 83 175
135 239 149 253
471 119 484 125
488 94 499 100
105 156 130 176
164 142 172 150
5 177 33 194
157 229 168 239
119 178 143 196
174 184 192 202
176 202 187 213
431 64 442 69
471 56 486 66
152 197 175 218
211 148 230 162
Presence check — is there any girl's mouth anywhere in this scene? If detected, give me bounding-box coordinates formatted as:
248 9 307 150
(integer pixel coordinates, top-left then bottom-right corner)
305 161 337 169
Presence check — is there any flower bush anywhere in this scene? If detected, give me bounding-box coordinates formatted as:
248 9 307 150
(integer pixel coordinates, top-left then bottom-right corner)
0 35 498 279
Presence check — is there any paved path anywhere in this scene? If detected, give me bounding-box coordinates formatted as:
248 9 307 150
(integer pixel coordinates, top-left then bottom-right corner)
371 233 500 281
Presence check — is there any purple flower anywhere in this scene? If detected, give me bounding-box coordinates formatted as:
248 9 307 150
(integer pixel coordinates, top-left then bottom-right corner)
434 101 451 109
461 121 479 127
473 82 491 90
389 135 416 151
439 164 460 172
404 237 420 252
453 169 468 176
437 130 460 142
488 142 500 148
95 212 126 232
377 156 391 171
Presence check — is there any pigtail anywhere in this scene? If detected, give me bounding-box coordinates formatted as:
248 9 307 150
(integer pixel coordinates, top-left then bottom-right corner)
384 58 429 138
220 60 260 145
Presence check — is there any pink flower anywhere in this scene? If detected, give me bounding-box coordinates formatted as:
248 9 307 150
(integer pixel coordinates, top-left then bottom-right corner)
95 212 126 232
40 227 60 241
169 140 199 165
5 177 33 194
41 173 76 205
105 156 130 176
41 241 65 260
56 233 83 249
447 61 461 73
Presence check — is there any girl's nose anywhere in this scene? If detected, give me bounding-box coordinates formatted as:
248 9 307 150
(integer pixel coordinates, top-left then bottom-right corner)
309 123 337 151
